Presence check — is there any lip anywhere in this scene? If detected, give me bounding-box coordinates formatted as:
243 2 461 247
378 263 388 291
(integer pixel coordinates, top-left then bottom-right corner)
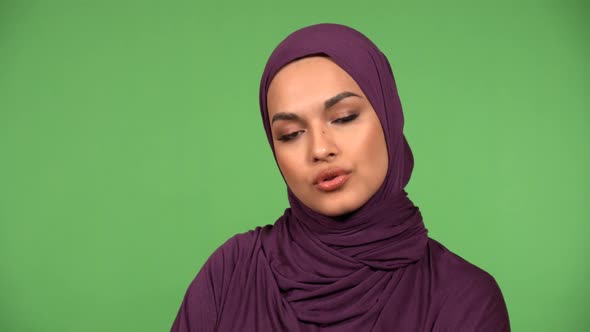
313 167 351 192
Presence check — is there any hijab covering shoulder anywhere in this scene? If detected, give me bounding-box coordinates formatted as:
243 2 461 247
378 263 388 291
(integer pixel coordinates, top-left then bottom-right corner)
172 23 510 332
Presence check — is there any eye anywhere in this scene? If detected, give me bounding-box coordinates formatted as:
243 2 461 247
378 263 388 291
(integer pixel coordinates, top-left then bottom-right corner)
277 130 304 142
332 113 359 124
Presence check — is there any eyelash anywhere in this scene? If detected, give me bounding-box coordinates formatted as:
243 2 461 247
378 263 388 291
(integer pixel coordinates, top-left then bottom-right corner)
277 113 359 142
333 113 359 124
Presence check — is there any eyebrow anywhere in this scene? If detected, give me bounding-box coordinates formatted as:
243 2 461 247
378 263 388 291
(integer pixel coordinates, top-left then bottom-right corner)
271 91 361 124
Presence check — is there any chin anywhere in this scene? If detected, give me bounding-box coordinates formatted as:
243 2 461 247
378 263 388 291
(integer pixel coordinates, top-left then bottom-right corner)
310 196 365 217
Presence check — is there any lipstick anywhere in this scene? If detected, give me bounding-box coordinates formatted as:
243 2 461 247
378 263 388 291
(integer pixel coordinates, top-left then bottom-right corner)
314 168 351 192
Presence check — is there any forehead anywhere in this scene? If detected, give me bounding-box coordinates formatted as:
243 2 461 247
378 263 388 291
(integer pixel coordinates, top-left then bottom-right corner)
266 56 365 115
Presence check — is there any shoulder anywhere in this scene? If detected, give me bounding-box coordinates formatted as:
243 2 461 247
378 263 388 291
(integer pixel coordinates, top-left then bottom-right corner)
205 225 272 270
427 238 500 290
182 225 274 302
427 238 510 331
171 226 273 331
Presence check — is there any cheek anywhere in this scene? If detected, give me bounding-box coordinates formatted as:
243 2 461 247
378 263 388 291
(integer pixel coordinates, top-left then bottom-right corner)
349 120 388 174
370 129 388 162
275 148 306 186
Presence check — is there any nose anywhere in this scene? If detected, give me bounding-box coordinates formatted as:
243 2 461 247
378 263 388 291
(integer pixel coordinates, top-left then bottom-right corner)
310 125 340 162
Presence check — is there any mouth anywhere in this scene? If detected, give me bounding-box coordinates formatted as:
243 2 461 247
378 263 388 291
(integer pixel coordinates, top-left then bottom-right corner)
314 168 351 192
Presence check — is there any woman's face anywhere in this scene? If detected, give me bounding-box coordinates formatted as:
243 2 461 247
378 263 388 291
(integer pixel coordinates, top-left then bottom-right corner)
267 56 389 217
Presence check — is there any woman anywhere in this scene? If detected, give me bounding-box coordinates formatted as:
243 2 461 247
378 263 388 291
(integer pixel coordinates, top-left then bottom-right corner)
171 23 510 331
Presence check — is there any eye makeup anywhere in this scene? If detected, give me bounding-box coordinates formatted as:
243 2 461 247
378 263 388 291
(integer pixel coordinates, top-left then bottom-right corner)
278 130 304 142
332 113 359 124
276 112 360 142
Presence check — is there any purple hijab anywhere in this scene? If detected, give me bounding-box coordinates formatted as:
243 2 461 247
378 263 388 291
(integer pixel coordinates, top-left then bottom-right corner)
172 23 510 331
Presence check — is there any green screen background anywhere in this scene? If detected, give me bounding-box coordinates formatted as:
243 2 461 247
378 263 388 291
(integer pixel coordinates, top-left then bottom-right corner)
1 0 588 331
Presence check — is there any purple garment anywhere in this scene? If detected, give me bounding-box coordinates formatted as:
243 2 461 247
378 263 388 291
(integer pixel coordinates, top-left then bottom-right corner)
172 23 510 331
